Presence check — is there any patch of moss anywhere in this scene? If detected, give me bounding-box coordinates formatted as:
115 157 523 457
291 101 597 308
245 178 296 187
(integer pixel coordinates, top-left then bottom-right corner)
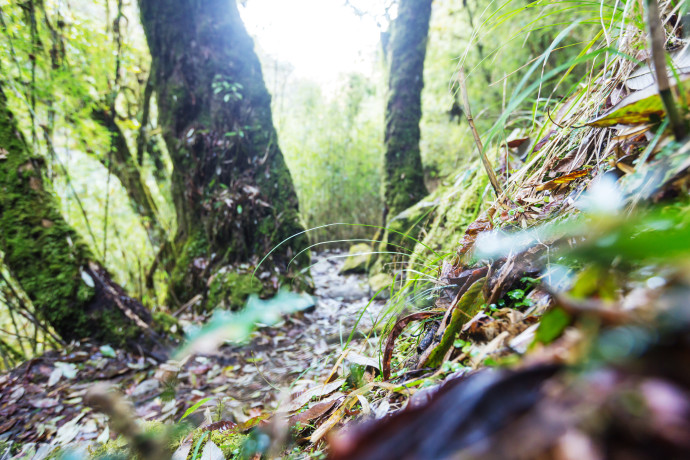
407 161 488 269
0 86 149 346
153 310 182 338
339 243 372 274
187 428 249 460
206 269 261 311
90 420 182 459
168 228 209 305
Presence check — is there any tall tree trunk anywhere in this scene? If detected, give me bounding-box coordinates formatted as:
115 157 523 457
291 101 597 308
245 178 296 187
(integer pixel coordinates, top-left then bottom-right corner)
383 0 431 220
139 0 309 308
368 0 433 281
0 84 164 355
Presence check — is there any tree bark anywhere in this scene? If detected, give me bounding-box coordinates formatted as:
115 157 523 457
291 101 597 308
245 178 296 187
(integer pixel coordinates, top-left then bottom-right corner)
0 84 163 354
383 0 432 219
139 0 310 308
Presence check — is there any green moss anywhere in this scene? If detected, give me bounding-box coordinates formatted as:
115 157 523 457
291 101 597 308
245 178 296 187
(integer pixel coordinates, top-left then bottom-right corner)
369 195 438 279
407 161 488 269
153 311 181 338
339 243 372 274
382 0 432 217
0 87 142 346
141 0 311 304
187 428 248 459
90 420 178 459
168 228 209 305
206 269 261 311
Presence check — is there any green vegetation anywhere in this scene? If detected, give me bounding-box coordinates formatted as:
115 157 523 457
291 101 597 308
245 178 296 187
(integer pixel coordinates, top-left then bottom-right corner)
1 0 690 458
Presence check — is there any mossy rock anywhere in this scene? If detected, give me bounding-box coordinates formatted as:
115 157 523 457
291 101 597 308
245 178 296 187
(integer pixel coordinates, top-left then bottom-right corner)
369 273 395 299
339 243 373 274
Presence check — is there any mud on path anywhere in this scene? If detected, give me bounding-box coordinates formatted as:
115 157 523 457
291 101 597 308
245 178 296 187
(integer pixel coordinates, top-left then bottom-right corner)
0 251 385 457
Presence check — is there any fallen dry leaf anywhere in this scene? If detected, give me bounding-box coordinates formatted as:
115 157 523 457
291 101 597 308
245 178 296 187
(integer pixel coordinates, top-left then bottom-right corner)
536 168 591 191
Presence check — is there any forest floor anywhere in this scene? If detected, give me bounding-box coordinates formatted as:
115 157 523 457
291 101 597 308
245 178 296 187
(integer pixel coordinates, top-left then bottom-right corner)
0 251 385 458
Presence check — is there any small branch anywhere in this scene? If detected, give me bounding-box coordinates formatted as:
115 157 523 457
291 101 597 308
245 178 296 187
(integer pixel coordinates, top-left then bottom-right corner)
458 66 504 197
136 75 154 165
646 0 687 140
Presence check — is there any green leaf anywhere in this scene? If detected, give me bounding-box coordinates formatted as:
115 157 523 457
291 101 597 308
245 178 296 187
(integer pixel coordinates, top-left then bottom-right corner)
422 278 486 368
99 345 116 358
180 397 212 422
191 431 209 460
176 289 315 359
535 308 571 345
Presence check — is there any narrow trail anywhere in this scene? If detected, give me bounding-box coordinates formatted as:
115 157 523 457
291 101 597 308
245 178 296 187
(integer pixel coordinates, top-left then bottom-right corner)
168 250 386 417
0 251 386 456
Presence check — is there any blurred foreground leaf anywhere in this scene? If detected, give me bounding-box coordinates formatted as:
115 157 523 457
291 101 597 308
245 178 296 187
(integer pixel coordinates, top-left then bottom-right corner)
176 290 314 358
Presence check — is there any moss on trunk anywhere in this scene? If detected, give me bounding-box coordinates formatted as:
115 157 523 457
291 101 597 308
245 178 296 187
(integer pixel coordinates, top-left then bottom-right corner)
0 85 163 352
383 0 432 219
139 0 310 308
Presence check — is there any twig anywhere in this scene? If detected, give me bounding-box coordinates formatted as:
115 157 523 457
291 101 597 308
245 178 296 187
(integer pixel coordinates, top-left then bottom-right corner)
86 383 169 460
458 66 504 197
645 0 687 140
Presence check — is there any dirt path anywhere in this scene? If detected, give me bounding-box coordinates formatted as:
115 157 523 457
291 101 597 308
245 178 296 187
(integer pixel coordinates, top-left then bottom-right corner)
0 251 385 457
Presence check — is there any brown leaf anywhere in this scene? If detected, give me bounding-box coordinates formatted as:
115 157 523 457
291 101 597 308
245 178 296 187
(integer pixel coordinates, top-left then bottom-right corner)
284 379 345 413
0 419 16 434
536 168 591 191
31 397 58 408
289 397 341 427
533 130 557 153
382 312 440 380
457 215 492 256
506 137 529 148
203 420 237 432
0 148 8 160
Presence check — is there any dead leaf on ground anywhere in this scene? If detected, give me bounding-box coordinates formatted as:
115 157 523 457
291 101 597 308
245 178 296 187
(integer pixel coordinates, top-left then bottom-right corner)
457 215 492 256
283 379 345 413
536 168 591 191
289 395 342 427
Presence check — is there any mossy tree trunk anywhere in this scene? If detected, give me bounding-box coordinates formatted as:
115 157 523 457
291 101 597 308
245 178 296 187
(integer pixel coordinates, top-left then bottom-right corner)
383 0 432 220
369 0 433 280
0 85 164 355
139 0 309 308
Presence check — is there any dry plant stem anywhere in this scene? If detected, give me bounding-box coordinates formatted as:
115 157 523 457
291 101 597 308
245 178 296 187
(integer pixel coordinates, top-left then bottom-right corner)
87 383 168 460
645 0 687 141
458 66 504 197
